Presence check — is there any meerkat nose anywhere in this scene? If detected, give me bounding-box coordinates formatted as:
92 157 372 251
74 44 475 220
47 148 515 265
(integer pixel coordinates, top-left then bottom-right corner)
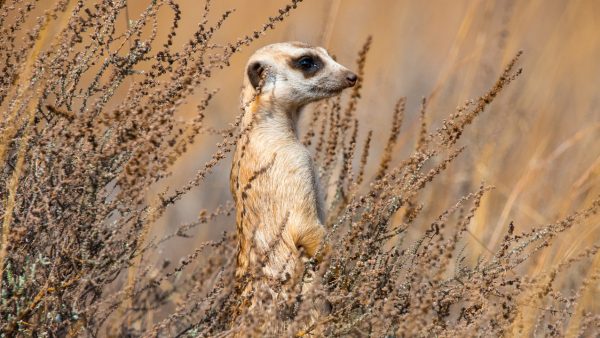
345 71 358 87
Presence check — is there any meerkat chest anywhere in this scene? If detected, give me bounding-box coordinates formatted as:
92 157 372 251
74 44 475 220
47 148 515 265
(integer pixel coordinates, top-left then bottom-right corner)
231 121 324 223
233 128 315 193
249 129 312 176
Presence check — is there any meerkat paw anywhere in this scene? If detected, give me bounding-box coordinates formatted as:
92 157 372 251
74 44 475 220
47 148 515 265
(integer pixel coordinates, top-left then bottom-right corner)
297 225 328 262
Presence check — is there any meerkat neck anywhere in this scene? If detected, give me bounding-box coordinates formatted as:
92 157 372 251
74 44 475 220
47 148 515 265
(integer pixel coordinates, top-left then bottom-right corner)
242 100 304 139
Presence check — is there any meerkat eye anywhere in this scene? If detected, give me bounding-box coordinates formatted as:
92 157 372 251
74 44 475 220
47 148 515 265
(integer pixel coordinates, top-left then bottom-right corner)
297 55 316 70
290 54 323 76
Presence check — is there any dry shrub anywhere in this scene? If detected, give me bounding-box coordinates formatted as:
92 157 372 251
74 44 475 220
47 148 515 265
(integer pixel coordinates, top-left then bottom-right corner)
1 1 599 337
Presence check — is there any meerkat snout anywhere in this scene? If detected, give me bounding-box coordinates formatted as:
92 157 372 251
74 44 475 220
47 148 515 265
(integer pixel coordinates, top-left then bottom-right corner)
345 71 358 87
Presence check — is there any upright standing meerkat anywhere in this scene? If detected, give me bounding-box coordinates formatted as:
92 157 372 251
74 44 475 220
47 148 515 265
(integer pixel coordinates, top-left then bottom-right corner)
230 42 357 282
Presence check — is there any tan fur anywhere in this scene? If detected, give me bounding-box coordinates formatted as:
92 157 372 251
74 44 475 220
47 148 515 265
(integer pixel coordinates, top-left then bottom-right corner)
230 42 357 281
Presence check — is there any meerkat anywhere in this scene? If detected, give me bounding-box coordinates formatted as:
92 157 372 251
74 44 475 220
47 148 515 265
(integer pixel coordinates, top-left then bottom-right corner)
230 42 357 282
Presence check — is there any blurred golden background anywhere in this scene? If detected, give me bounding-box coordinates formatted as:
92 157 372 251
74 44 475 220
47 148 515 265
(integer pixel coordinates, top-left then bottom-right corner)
122 0 600 319
4 1 600 334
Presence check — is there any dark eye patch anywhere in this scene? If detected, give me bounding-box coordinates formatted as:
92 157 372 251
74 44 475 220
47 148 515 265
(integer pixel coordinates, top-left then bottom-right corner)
289 53 323 78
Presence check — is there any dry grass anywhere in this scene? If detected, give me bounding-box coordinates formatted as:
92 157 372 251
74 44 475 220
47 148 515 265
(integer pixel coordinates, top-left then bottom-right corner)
1 0 599 337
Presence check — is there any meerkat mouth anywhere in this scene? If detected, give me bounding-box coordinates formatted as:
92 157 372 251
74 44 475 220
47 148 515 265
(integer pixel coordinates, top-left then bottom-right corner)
312 86 346 96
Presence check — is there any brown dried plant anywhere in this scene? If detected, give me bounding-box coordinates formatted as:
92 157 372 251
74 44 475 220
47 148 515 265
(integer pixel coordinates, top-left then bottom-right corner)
1 1 599 337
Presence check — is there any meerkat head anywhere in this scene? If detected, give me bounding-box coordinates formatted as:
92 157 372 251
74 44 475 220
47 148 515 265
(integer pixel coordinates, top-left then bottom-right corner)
242 42 357 110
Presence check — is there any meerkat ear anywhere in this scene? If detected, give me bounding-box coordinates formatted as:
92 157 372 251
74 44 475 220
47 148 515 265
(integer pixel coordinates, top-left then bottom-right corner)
247 61 265 90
